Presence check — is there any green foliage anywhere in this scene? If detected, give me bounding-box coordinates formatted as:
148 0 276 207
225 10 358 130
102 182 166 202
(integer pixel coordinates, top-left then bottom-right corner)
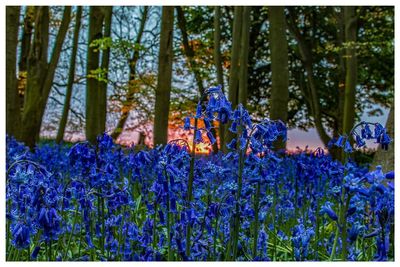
87 68 108 83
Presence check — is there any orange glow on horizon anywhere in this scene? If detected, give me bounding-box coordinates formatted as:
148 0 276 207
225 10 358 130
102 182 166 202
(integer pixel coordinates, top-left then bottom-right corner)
192 142 212 155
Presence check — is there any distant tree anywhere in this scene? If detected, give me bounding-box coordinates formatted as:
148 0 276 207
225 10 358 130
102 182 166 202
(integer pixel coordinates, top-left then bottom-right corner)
238 7 251 107
342 6 358 136
86 6 112 144
228 6 242 109
6 6 21 138
111 6 149 140
153 6 174 146
17 7 34 113
268 6 289 149
20 6 71 148
213 6 226 150
56 6 83 143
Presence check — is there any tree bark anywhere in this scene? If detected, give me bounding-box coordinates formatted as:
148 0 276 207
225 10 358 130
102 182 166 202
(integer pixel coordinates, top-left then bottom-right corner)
98 7 113 136
18 6 35 113
238 7 251 107
287 8 331 146
342 6 358 135
6 6 21 138
111 6 148 140
228 6 243 109
56 6 82 143
153 7 174 146
86 6 105 143
269 6 289 149
20 6 71 148
213 6 226 152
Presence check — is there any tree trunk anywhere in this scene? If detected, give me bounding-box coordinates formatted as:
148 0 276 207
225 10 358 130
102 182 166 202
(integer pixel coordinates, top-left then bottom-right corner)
20 6 71 148
98 7 113 136
238 7 251 107
18 6 35 114
153 7 174 146
342 6 358 135
228 6 243 109
111 6 148 140
287 8 331 146
371 106 394 172
86 6 105 143
268 6 289 150
226 6 243 148
6 6 21 138
213 6 226 151
56 6 82 143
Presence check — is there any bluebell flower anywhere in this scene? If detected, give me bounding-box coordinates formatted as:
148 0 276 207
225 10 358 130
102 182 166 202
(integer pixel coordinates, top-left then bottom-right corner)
203 118 212 131
355 134 366 148
385 171 394 180
195 102 202 118
374 123 384 139
320 202 338 221
194 130 203 144
11 222 30 249
183 117 191 130
227 138 237 150
378 131 391 150
31 246 41 259
206 131 216 145
344 140 353 153
335 135 345 147
361 124 373 139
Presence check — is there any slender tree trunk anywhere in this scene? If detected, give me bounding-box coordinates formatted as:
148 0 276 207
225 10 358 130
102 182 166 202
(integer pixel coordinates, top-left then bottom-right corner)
342 6 358 135
6 6 21 138
213 6 226 152
287 8 331 146
228 6 243 109
21 6 71 148
18 6 35 114
268 6 289 150
153 7 174 146
112 6 148 140
238 7 251 107
226 6 243 148
86 6 105 143
98 6 113 136
56 6 82 143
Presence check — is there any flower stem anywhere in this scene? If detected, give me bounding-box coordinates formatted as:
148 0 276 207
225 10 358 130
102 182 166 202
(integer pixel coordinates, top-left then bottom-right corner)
186 117 198 257
252 181 260 259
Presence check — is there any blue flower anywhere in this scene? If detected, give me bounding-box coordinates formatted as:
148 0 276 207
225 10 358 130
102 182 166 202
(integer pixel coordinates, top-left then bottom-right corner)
194 130 203 144
11 222 30 249
334 135 345 147
206 131 216 145
361 124 373 139
320 202 338 221
183 117 191 130
195 102 203 118
344 140 353 153
355 134 366 148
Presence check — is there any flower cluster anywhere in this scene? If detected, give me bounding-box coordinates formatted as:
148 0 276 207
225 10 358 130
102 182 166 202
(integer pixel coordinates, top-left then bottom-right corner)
331 121 391 153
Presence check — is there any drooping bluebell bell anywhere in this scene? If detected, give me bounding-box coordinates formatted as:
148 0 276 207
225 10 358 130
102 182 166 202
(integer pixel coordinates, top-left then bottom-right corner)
335 135 345 147
11 222 31 249
344 140 353 153
183 117 191 131
320 202 338 221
